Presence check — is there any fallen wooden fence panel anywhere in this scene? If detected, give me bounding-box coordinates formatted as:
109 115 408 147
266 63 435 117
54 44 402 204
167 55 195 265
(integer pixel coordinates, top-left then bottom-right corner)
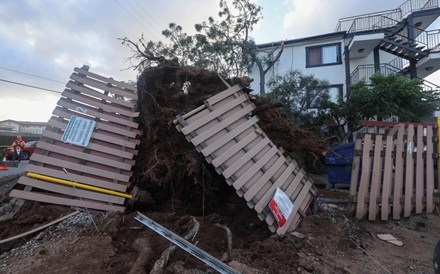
176 84 316 235
9 65 139 212
351 121 437 220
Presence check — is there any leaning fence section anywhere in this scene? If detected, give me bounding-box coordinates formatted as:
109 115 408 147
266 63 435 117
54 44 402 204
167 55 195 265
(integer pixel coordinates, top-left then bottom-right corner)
9 65 140 212
350 121 437 220
175 84 316 235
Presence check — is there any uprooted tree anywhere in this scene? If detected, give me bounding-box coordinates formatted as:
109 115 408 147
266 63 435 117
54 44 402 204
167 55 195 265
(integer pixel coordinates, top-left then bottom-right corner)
119 0 284 94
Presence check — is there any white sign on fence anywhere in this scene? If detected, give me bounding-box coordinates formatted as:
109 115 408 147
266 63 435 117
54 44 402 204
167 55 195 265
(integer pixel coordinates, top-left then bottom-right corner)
269 188 294 227
61 115 96 147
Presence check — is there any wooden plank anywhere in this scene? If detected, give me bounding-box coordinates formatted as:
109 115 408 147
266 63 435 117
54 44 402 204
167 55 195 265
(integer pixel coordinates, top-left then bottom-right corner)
30 154 130 182
18 176 125 204
42 129 135 160
206 84 242 106
26 164 127 192
284 172 308 206
404 124 415 217
190 104 254 146
51 108 140 138
254 162 297 213
368 134 383 221
232 145 278 190
285 192 314 233
181 94 249 135
0 211 80 244
381 126 399 220
243 155 286 202
66 81 135 109
355 134 372 219
201 116 259 157
276 182 312 235
57 98 138 128
222 138 270 179
387 124 401 137
70 73 137 100
393 125 406 219
9 189 125 212
35 142 132 171
62 89 136 118
74 67 137 92
415 125 424 214
349 137 362 197
211 132 258 167
426 126 434 213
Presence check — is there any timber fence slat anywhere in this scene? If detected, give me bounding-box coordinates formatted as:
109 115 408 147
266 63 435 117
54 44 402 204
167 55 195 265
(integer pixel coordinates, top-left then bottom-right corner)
70 73 137 100
62 89 136 118
415 125 424 214
356 134 372 219
368 134 383 221
380 125 398 220
393 124 406 219
66 81 135 109
426 126 434 213
404 124 415 217
9 190 125 212
74 67 137 92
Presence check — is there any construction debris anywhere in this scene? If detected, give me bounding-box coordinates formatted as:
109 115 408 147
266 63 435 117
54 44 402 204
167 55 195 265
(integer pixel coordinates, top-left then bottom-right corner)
0 211 79 244
377 234 404 247
134 212 240 274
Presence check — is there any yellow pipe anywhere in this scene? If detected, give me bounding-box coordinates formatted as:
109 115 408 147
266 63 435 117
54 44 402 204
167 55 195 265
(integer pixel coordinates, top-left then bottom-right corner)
27 172 132 199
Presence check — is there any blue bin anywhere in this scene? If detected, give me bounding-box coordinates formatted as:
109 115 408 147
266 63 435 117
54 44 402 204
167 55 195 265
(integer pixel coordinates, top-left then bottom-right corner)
325 142 355 185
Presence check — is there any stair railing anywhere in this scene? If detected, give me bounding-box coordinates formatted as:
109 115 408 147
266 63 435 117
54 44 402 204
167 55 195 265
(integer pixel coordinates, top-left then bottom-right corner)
350 63 440 92
335 0 439 32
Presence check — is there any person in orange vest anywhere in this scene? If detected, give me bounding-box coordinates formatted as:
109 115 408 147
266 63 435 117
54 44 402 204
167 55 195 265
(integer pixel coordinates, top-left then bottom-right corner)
11 135 26 165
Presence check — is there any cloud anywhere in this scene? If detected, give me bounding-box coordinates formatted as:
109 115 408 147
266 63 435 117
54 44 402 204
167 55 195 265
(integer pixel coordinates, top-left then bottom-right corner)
282 0 404 39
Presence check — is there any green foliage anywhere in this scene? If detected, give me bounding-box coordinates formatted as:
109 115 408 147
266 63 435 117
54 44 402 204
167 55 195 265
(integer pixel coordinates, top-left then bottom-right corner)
266 70 330 126
321 73 437 143
121 0 263 77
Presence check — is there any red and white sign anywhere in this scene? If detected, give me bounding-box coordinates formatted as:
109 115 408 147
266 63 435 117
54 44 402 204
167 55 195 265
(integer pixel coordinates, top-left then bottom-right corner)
269 188 294 227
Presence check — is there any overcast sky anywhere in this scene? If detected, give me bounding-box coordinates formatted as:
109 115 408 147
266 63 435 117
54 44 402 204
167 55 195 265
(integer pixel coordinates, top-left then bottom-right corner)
0 0 438 122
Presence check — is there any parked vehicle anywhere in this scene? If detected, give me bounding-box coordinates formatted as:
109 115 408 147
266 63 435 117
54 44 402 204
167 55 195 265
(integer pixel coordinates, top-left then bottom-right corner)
2 141 37 160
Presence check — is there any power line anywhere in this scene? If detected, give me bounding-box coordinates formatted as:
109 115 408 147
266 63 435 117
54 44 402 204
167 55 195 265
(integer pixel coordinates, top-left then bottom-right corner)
113 0 159 40
0 66 65 84
0 78 62 94
133 0 163 34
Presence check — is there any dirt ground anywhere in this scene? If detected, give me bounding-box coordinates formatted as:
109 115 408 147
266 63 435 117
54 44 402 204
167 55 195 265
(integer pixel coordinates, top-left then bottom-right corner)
0 174 438 274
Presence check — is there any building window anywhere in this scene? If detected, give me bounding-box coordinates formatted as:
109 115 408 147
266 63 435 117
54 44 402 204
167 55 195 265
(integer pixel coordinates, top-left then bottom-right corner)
328 84 343 103
306 43 341 68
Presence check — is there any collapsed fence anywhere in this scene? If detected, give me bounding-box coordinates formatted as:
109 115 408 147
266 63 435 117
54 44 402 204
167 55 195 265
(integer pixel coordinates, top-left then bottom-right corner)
10 65 139 211
175 82 316 235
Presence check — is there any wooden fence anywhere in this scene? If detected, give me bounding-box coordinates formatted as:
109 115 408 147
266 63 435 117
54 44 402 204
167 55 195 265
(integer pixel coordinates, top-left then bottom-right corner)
9 65 139 212
175 84 316 235
350 121 437 220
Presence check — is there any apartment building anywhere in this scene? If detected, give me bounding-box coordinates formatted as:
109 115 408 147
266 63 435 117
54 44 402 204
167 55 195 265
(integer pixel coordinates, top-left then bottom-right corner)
250 0 440 101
